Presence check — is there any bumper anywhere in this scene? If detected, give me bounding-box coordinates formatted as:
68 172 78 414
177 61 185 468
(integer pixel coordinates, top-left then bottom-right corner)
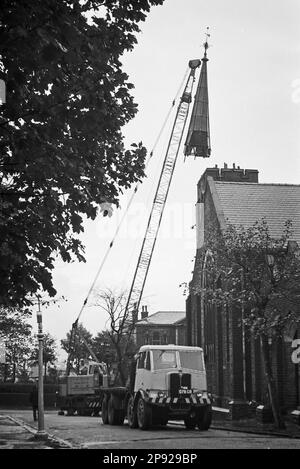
147 394 211 406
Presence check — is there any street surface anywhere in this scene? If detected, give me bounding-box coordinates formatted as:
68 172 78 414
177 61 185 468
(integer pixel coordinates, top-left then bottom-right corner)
1 409 300 449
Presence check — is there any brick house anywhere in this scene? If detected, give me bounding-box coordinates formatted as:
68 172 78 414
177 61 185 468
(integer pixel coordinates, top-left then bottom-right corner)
135 307 186 349
186 164 300 418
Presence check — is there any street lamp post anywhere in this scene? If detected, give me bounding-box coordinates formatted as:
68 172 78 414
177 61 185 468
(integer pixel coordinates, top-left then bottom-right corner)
35 297 48 440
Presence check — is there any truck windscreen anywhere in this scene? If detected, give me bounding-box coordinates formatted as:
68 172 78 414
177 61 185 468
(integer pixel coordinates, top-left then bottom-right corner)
152 350 177 370
179 351 204 371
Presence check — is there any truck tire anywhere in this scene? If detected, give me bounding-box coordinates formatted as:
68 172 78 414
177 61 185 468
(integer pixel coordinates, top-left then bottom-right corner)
127 396 138 429
137 397 152 430
197 405 212 431
184 415 197 430
108 396 125 425
101 395 109 424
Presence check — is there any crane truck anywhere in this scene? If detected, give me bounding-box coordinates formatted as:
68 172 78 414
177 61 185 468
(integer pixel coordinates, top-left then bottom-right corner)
57 359 108 416
58 345 212 430
58 38 212 428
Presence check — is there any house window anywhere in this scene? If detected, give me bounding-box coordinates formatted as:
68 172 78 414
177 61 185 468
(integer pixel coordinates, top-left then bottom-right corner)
152 331 160 345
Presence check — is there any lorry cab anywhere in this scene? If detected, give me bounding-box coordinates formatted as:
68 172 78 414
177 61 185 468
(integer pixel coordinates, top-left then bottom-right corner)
134 345 208 399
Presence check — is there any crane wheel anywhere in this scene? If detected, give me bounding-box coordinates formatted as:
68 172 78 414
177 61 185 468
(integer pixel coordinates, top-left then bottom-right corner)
137 397 152 430
101 395 109 424
127 396 138 429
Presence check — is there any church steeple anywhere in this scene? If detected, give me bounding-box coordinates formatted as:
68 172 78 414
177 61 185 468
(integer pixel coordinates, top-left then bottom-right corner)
184 29 211 159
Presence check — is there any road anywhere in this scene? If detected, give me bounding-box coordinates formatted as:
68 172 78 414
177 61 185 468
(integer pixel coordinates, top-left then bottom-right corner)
2 409 300 450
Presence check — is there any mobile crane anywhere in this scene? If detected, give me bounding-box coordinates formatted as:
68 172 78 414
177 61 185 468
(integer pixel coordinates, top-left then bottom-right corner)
58 38 212 428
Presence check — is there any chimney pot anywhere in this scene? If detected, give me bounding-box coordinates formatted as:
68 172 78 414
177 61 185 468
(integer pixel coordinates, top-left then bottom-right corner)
141 305 148 319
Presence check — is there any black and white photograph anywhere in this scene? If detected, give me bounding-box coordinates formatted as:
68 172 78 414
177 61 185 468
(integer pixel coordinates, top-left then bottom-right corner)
0 0 299 457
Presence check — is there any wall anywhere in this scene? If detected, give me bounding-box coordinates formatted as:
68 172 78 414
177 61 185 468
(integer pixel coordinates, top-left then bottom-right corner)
0 383 59 408
136 323 186 349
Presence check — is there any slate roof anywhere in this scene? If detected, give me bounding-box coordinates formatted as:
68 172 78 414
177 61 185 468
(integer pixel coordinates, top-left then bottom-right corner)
136 311 186 326
212 181 300 244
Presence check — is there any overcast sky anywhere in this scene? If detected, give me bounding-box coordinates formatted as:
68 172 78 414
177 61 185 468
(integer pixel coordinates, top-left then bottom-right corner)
30 0 300 361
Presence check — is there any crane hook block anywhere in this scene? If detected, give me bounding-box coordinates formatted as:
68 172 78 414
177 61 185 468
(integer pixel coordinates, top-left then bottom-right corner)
189 59 201 69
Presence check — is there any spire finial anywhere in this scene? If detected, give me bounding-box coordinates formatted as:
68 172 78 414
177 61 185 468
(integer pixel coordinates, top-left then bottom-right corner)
203 27 210 58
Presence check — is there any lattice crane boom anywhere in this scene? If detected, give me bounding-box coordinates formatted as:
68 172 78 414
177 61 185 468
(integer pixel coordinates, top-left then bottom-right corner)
125 59 202 319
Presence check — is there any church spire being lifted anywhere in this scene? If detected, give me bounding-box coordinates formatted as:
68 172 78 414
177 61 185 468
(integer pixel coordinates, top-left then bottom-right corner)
184 28 211 159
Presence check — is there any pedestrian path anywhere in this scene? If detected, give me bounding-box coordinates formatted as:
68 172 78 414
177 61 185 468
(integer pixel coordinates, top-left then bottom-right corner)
0 414 72 449
211 407 300 439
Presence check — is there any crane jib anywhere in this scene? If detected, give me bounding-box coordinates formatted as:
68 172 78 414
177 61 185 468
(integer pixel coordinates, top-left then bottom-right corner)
125 59 204 321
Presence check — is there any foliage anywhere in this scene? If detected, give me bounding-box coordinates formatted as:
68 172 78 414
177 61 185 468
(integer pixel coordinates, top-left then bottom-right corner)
195 218 300 429
61 322 94 373
29 332 58 374
93 330 116 364
0 0 164 308
197 219 300 337
0 307 33 382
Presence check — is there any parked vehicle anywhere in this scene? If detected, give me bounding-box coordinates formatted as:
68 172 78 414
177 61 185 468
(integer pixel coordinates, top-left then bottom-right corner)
57 360 108 416
101 344 212 431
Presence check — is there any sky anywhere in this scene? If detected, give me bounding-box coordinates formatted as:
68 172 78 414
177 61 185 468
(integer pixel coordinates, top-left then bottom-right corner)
29 0 300 362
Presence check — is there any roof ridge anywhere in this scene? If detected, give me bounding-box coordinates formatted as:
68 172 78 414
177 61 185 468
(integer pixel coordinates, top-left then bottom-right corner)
215 181 300 187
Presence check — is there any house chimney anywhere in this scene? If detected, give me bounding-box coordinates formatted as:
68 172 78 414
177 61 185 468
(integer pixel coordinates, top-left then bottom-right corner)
141 305 148 320
198 165 259 199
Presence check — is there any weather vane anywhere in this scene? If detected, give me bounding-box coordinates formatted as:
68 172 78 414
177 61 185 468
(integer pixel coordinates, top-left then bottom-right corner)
203 26 210 57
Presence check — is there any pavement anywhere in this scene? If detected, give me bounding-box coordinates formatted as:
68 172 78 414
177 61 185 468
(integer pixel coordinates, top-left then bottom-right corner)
0 413 72 449
1 407 300 449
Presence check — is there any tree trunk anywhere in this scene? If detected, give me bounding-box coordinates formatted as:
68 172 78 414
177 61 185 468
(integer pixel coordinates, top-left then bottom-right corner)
260 333 285 429
4 364 8 382
12 362 16 383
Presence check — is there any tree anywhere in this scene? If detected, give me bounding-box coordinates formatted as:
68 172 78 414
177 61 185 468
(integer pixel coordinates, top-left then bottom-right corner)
196 219 300 429
0 307 33 382
61 322 94 374
0 0 164 308
94 288 137 385
92 330 117 376
30 332 57 376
